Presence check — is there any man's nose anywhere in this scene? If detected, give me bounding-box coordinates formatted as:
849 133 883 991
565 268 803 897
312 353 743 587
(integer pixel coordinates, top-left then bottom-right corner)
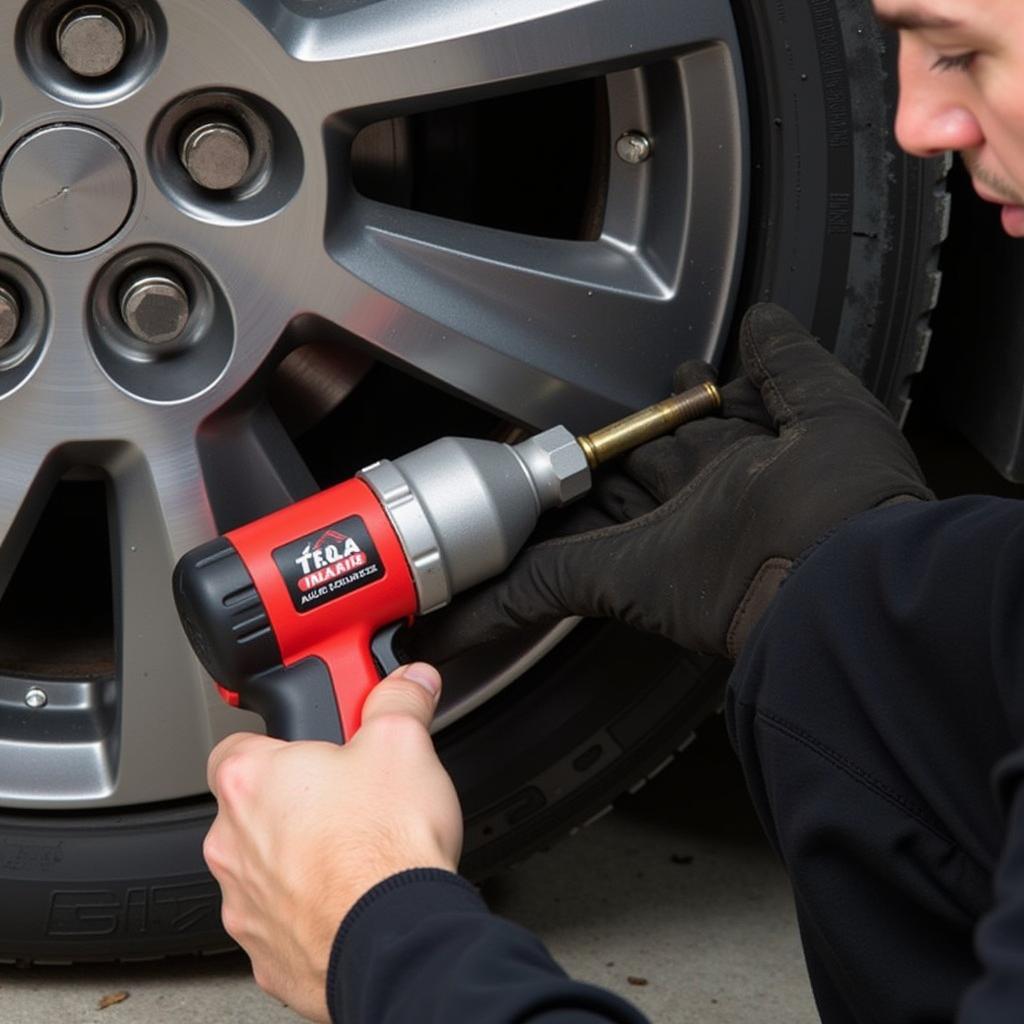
896 99 983 157
894 49 984 157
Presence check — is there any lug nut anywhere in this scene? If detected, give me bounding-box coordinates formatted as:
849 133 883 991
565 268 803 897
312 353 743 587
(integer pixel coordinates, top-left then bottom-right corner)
0 285 20 348
120 273 191 345
24 687 48 710
180 122 252 191
615 130 653 165
56 5 127 78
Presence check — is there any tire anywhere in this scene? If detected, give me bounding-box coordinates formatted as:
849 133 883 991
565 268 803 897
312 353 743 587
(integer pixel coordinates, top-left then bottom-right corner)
0 0 947 961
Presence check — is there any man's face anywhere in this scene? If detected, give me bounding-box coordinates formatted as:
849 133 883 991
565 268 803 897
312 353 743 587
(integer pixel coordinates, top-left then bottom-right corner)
875 0 1024 236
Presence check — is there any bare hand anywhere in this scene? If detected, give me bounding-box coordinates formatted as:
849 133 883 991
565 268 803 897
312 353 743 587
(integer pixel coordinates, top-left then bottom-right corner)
203 663 462 1022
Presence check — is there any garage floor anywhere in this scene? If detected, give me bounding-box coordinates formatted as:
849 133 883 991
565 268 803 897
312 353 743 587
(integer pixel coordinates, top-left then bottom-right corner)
0 721 819 1023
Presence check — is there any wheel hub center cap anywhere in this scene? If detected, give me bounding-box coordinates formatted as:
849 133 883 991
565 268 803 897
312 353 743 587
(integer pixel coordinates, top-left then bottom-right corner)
0 124 135 255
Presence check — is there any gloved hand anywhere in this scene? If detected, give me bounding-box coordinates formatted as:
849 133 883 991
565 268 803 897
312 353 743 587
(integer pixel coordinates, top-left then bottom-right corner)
203 662 461 1023
410 304 934 663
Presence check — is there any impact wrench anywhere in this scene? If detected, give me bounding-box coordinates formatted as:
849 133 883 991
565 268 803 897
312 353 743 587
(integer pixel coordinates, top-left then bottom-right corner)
173 382 721 742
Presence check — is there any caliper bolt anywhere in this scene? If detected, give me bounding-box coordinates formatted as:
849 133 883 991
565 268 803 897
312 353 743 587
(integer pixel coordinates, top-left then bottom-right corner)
615 130 653 165
24 687 48 710
0 285 20 348
180 121 252 191
120 273 191 345
56 5 127 78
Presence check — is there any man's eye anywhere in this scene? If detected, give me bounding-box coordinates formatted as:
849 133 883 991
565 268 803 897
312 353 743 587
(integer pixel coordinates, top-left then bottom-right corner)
931 52 976 72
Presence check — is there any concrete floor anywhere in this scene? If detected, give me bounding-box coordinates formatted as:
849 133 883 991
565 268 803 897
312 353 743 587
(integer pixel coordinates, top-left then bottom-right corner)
0 721 819 1023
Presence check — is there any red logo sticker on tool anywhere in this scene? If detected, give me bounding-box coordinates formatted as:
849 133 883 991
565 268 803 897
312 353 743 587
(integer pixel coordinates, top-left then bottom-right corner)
272 516 385 613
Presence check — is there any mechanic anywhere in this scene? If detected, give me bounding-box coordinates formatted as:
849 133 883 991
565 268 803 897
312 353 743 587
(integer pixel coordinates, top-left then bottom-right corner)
201 1 1024 1021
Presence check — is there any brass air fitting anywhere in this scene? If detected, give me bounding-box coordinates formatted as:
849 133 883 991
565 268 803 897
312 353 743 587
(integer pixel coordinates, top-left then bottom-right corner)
576 381 721 470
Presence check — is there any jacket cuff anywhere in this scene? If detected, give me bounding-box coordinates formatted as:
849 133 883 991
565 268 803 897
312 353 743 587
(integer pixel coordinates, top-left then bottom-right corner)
326 868 485 1022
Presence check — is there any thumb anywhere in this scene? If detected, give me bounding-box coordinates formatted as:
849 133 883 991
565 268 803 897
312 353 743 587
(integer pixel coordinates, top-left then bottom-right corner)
361 662 442 731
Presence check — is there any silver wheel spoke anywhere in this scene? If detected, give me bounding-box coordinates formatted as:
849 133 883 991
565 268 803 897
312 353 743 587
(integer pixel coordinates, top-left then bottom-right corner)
107 440 260 806
316 205 683 426
250 0 736 115
111 411 314 804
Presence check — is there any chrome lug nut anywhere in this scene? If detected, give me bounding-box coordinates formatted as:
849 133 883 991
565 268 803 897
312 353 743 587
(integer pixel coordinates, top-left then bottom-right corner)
180 122 252 191
24 687 48 710
615 130 653 165
120 274 191 345
0 285 20 348
56 5 127 78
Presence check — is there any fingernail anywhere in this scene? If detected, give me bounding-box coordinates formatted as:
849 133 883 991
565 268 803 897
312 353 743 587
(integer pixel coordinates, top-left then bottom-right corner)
401 662 441 698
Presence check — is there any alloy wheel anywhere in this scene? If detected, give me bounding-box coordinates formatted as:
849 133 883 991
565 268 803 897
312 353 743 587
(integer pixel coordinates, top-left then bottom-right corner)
0 0 747 809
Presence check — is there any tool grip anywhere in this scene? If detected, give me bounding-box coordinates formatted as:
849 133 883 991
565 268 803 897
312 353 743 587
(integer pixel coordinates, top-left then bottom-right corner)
314 630 390 739
241 624 402 742
238 658 346 743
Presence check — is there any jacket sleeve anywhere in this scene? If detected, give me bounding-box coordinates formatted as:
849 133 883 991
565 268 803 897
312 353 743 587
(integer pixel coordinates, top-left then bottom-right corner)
326 868 651 1024
803 496 1024 1024
733 494 1024 1023
959 516 1024 1015
961 773 1024 1023
954 498 1024 1019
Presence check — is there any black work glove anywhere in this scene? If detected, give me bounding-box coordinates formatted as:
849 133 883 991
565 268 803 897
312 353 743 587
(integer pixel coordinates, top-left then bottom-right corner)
410 304 934 663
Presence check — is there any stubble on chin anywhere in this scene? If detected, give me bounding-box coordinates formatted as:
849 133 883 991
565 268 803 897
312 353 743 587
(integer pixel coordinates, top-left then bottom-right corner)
962 151 1024 206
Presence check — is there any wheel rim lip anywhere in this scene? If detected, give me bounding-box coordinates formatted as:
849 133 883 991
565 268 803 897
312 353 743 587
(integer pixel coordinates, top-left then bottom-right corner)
0 0 748 809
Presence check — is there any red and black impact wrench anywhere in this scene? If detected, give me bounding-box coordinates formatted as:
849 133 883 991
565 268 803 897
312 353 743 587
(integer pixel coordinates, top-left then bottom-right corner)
172 382 720 743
